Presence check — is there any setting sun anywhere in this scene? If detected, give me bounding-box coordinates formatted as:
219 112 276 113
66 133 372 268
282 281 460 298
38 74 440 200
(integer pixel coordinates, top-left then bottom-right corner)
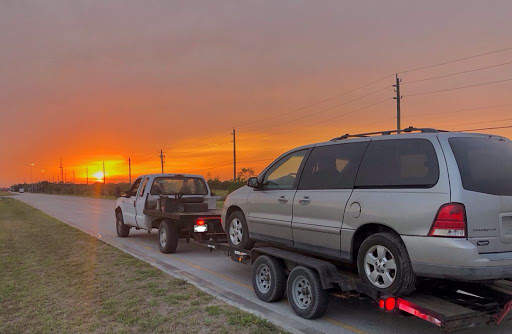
93 171 104 183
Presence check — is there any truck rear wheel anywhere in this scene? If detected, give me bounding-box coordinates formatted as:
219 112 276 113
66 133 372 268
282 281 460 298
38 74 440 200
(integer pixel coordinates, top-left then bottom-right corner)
287 266 328 319
252 255 287 302
158 220 179 254
116 211 130 237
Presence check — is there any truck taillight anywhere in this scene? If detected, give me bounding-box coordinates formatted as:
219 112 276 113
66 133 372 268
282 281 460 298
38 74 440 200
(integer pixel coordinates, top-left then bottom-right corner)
428 203 466 238
196 219 205 226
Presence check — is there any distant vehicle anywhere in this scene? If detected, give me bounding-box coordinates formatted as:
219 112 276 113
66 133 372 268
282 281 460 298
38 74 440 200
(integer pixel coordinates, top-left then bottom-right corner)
19 188 24 193
222 127 512 297
114 173 223 253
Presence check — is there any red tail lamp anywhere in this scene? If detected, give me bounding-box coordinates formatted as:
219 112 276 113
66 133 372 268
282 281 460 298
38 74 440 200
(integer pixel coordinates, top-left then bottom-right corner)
195 219 205 226
379 297 397 311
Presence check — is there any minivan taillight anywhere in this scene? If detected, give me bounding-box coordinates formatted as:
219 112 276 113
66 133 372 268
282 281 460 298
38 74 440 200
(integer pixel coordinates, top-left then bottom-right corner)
428 203 466 238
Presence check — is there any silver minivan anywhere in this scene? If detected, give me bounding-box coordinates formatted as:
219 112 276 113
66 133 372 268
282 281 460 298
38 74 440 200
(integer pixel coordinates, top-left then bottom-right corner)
222 128 512 295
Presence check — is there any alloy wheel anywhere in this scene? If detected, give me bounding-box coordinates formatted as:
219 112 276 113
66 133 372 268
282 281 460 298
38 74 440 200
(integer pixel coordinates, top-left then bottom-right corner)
364 245 397 288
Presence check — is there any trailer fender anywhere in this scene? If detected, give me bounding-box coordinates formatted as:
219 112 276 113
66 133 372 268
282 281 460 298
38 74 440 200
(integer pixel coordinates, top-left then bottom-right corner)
250 247 355 290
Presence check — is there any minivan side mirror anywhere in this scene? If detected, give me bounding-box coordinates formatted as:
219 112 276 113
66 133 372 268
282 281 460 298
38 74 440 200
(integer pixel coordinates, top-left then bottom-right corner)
247 177 259 188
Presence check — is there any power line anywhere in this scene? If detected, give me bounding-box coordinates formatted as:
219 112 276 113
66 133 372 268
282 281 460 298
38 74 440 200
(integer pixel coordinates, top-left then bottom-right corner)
404 78 512 97
233 74 395 129
398 47 512 74
238 98 392 142
238 85 392 134
435 117 512 129
404 102 512 118
403 60 512 85
456 125 512 132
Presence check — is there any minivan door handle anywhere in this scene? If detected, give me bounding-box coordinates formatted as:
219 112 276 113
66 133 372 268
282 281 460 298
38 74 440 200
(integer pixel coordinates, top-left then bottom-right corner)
299 196 310 205
278 196 288 204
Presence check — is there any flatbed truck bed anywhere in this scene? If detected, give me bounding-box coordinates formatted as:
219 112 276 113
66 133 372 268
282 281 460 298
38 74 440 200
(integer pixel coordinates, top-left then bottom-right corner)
206 241 512 332
141 209 225 252
143 208 222 221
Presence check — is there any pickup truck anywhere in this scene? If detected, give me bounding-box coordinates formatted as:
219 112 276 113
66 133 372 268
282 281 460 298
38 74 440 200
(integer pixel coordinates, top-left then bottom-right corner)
114 173 224 253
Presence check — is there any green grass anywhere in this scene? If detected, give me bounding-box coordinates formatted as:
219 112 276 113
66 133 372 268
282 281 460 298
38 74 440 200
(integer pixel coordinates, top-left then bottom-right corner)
0 191 15 196
0 197 284 334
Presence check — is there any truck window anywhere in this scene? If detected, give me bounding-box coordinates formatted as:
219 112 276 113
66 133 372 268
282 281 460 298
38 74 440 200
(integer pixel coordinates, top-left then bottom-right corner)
449 137 512 196
150 177 208 195
355 139 439 188
139 177 149 197
298 142 368 190
127 178 142 197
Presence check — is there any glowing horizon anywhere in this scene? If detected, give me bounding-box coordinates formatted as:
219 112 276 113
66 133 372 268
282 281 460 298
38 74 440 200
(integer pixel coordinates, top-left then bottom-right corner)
2 1 512 187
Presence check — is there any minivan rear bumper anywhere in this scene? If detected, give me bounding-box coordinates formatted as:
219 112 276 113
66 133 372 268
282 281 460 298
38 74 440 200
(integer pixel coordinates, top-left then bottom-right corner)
402 236 512 281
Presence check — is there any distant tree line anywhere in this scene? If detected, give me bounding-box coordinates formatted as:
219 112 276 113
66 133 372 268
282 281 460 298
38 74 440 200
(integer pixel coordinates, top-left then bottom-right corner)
207 168 255 193
10 167 256 199
10 181 131 197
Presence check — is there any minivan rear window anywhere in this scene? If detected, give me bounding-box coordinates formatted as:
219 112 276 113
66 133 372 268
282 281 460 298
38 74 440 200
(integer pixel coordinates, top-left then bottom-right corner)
449 137 512 196
355 139 439 188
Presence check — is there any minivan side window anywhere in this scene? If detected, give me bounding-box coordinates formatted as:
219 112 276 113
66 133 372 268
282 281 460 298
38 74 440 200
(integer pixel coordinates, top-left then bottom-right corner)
298 142 368 190
449 137 512 196
262 149 308 190
355 139 439 188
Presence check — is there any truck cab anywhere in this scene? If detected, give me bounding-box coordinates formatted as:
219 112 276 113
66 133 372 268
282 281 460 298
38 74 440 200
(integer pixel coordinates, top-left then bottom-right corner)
115 173 217 231
114 173 223 253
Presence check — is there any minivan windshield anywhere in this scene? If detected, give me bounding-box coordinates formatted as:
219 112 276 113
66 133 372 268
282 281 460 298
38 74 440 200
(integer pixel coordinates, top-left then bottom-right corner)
449 137 512 196
150 177 208 195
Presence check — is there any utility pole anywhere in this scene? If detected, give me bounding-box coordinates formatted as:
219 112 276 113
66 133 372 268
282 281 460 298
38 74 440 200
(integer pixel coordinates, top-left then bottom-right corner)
102 161 106 196
73 170 75 194
86 167 88 186
128 157 132 184
59 158 64 184
29 163 34 192
232 127 236 181
393 73 402 133
159 150 165 173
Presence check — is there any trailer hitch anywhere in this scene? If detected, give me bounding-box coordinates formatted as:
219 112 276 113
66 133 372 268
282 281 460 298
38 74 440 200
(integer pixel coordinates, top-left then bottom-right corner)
490 299 512 325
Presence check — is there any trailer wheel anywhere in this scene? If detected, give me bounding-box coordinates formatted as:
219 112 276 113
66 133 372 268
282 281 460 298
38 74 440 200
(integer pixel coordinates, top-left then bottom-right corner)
158 220 179 254
287 266 328 319
116 211 130 237
226 211 254 250
252 255 287 302
357 232 416 296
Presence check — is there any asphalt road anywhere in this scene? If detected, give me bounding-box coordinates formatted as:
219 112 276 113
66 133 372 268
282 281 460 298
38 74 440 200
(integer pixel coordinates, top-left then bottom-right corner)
15 193 512 334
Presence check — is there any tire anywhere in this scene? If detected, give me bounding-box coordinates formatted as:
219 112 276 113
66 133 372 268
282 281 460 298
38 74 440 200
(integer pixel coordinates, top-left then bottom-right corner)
226 211 254 250
252 255 287 302
357 232 416 296
116 211 130 237
286 266 328 319
158 220 179 254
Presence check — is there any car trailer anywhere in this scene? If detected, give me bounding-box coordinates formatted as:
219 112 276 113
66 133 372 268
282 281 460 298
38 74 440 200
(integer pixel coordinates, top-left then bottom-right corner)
206 242 512 332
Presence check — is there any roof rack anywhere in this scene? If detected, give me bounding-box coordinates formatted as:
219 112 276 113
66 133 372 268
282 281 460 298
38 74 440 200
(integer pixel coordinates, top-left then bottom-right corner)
330 126 446 141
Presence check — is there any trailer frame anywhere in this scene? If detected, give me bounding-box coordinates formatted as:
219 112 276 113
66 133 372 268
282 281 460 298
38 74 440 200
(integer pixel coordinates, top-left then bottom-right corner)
206 241 512 332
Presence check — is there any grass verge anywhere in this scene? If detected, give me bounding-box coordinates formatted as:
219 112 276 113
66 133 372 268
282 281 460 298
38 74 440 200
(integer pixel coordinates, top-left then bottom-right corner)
0 191 15 196
0 198 283 334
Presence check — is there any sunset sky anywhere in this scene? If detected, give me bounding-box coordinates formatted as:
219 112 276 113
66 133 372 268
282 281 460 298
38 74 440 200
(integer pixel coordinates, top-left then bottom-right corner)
1 1 512 186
